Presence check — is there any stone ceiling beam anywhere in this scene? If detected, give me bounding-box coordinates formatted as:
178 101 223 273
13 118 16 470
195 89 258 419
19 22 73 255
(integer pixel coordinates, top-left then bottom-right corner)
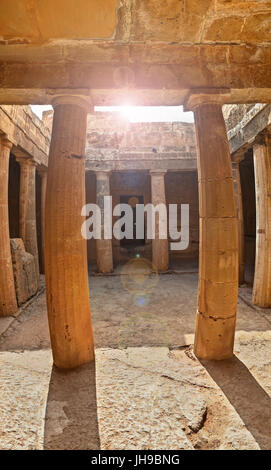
0 87 271 107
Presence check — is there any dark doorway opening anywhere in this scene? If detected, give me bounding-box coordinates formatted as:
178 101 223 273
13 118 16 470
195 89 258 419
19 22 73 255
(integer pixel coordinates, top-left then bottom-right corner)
8 154 20 238
240 149 256 285
120 195 145 247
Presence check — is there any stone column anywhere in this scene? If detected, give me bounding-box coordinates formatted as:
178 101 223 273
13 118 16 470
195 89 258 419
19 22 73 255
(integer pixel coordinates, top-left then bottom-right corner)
40 169 47 275
0 137 17 316
232 159 245 284
95 171 113 273
17 156 40 288
186 97 238 360
150 170 169 272
252 133 271 307
45 96 94 369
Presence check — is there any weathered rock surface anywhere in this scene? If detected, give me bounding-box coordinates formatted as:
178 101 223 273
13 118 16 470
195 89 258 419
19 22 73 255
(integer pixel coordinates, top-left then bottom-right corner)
0 350 52 450
10 238 38 305
0 274 271 450
95 343 271 450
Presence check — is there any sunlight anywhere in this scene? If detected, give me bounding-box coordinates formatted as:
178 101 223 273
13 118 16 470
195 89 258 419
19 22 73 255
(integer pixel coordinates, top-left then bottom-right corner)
95 105 194 123
30 104 194 124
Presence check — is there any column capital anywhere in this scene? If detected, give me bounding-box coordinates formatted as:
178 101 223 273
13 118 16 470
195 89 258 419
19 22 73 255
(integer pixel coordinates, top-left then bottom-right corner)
183 88 231 112
95 169 112 179
0 135 13 150
16 155 37 167
231 150 246 164
51 95 93 113
149 169 167 177
37 166 48 177
254 129 271 147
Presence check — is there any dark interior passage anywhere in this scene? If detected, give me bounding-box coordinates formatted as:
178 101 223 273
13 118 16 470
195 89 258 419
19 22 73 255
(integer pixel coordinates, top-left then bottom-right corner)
240 149 256 285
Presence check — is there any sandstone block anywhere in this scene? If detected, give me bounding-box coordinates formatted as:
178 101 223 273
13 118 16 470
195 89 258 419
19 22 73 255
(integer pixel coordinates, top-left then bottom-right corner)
10 238 38 306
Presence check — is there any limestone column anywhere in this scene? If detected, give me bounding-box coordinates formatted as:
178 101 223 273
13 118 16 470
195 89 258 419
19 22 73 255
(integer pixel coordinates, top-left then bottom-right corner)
95 171 113 273
252 133 271 307
0 137 17 316
40 169 47 275
186 98 238 360
17 156 40 288
232 159 245 284
150 170 169 272
45 96 94 369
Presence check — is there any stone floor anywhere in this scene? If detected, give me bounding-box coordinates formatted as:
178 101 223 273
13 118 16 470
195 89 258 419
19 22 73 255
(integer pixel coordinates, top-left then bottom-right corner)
0 267 271 450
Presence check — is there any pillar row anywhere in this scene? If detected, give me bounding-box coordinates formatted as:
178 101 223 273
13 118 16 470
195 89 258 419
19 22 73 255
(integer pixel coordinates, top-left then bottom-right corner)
0 137 17 316
252 134 271 307
150 170 169 272
188 100 238 360
17 156 40 289
95 170 113 273
45 95 94 369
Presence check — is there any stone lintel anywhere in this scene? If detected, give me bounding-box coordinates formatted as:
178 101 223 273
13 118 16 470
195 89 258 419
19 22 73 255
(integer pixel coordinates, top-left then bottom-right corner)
1 87 271 108
228 104 271 155
85 159 197 172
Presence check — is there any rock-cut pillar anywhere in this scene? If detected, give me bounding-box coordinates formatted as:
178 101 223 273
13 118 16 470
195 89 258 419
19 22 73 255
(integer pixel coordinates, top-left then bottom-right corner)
150 170 169 272
189 100 238 360
0 137 17 316
17 157 40 289
252 134 271 307
40 169 47 275
45 96 94 369
95 171 113 273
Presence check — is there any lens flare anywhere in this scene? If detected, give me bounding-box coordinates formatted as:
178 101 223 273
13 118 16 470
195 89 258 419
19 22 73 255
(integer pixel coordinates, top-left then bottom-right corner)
121 257 158 295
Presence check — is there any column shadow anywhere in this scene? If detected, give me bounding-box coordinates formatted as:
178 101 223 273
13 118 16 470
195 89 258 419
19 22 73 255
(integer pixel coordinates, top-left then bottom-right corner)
200 355 271 450
43 362 100 450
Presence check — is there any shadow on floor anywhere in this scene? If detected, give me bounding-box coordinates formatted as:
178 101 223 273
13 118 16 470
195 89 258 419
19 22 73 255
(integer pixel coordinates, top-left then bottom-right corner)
44 362 100 450
201 355 271 450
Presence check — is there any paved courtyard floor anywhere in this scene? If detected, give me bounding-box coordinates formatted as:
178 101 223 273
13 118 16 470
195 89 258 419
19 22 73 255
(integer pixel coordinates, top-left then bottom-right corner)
0 269 271 450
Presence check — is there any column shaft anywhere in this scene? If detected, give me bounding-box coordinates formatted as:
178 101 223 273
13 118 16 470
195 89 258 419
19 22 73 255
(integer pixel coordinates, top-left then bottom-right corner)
252 135 271 307
232 161 245 284
0 138 17 315
193 103 238 360
96 171 113 273
45 98 94 369
40 171 47 274
18 158 39 287
150 171 169 272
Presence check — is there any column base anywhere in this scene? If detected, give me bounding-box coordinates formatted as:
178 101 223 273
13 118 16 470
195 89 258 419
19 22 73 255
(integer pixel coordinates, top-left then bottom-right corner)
193 311 236 360
96 240 114 273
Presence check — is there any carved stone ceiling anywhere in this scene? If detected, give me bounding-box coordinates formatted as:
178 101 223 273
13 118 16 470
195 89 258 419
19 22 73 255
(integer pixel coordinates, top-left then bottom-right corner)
0 1 271 105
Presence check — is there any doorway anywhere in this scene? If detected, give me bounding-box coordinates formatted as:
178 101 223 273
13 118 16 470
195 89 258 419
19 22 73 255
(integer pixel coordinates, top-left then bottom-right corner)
119 195 145 247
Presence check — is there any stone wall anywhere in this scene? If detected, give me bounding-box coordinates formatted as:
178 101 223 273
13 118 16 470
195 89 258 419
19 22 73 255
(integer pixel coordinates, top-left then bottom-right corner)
223 103 271 155
43 109 197 169
223 104 256 131
0 105 50 166
86 169 199 267
84 112 199 267
85 112 197 172
86 112 196 153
